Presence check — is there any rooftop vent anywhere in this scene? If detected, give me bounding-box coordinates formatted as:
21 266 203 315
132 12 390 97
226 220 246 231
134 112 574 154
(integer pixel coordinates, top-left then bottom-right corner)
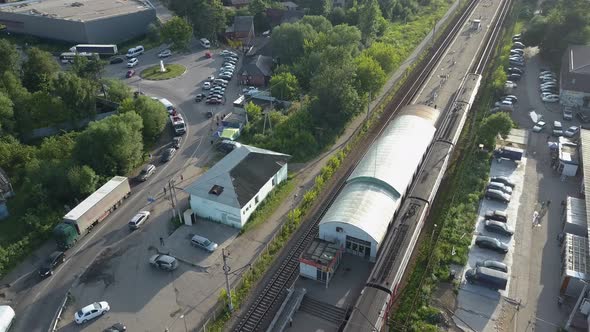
209 185 224 196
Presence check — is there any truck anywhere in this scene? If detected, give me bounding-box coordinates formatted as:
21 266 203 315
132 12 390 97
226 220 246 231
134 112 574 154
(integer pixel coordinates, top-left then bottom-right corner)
53 176 131 250
69 44 118 56
465 267 508 290
493 147 523 161
170 114 186 136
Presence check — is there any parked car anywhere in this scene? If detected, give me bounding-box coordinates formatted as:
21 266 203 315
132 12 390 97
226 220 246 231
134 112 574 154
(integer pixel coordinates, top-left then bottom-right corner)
195 93 205 102
208 93 224 100
74 301 110 324
219 73 232 79
508 67 524 75
475 236 509 253
206 98 222 105
564 126 580 138
542 94 560 103
158 49 172 58
563 108 573 120
128 211 150 230
484 188 511 203
125 70 135 78
191 235 218 252
539 70 553 76
161 148 176 162
217 139 242 153
505 81 517 89
490 176 515 188
502 95 518 104
127 58 139 68
39 251 65 278
487 181 513 194
512 33 522 41
104 323 127 332
171 137 183 150
137 164 156 182
513 41 525 48
109 57 124 64
149 254 178 271
507 73 522 81
465 267 508 290
532 120 546 132
211 87 226 93
203 82 211 90
553 120 563 136
484 220 514 236
475 259 509 273
484 210 508 223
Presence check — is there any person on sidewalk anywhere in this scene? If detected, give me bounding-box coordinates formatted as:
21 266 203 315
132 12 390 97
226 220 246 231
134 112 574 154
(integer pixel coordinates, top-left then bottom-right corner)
160 237 165 247
532 211 539 227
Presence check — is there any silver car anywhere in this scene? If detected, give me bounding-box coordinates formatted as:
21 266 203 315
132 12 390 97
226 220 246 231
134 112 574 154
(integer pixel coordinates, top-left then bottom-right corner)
149 254 178 271
487 181 512 194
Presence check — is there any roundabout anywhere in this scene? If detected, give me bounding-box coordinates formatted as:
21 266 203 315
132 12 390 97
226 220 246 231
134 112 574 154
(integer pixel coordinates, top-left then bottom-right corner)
140 63 186 80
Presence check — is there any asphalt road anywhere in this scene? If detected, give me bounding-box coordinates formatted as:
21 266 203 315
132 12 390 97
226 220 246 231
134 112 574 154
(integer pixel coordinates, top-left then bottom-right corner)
8 43 243 332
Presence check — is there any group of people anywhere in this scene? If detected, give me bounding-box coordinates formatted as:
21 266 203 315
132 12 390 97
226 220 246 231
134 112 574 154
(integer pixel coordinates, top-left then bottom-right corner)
532 200 551 227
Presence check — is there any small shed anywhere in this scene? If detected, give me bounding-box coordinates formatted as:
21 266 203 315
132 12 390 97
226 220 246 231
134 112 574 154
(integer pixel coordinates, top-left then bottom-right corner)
299 238 342 288
558 137 579 177
560 233 590 296
563 196 588 237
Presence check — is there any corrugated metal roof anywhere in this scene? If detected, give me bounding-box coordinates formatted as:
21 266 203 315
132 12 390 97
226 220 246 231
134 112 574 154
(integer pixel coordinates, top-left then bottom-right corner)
347 106 439 197
64 176 127 221
567 196 587 227
563 233 590 280
319 181 401 245
185 145 290 209
581 130 590 250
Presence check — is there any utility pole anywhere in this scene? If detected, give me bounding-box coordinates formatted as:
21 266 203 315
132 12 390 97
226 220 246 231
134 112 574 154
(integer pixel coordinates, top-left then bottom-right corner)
222 248 233 312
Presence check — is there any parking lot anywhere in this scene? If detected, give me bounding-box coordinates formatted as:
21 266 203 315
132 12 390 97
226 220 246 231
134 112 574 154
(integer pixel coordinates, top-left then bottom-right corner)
453 45 585 331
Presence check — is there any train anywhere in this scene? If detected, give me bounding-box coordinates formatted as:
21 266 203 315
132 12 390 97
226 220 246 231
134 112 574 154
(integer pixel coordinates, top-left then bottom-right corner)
343 73 482 332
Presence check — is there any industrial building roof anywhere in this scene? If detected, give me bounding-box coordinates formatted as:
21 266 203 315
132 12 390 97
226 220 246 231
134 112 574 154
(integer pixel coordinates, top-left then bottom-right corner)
185 145 290 209
300 238 340 270
559 138 579 165
563 233 590 280
581 130 590 248
565 196 587 237
347 105 439 198
0 0 152 22
241 55 273 77
560 45 590 93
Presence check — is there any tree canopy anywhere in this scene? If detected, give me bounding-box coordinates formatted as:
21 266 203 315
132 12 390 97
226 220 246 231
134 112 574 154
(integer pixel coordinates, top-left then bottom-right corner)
161 16 194 50
21 47 60 92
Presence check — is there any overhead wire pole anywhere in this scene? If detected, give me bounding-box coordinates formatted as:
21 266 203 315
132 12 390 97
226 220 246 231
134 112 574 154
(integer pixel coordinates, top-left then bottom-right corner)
222 248 234 312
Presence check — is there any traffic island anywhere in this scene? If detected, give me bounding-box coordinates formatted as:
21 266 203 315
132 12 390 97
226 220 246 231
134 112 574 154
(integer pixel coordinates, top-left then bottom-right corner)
140 64 186 80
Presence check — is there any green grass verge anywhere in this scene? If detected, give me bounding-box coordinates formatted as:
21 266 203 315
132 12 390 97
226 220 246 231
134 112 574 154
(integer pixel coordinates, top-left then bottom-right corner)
240 179 297 234
140 64 186 80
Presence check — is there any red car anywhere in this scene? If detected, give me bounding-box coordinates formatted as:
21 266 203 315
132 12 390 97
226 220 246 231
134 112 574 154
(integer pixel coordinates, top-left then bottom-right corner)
126 70 135 78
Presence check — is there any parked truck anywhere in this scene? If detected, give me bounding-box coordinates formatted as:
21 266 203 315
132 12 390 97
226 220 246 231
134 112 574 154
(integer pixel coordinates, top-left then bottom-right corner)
170 114 186 135
53 176 131 250
493 146 523 161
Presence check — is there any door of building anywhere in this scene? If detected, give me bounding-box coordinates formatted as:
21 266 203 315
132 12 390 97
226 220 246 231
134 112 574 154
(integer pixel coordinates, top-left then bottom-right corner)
345 236 371 258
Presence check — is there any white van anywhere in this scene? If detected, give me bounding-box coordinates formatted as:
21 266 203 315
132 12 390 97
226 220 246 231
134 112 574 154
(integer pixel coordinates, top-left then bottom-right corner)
0 305 15 332
158 98 175 114
126 45 145 58
191 235 218 252
199 38 210 48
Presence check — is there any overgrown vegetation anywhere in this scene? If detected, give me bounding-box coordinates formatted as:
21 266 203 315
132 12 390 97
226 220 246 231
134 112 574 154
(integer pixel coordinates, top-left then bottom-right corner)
390 17 519 331
141 64 187 80
0 41 168 277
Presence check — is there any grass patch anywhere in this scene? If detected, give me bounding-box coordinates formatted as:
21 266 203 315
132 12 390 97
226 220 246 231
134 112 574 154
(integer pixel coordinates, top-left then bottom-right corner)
140 64 186 80
240 179 297 234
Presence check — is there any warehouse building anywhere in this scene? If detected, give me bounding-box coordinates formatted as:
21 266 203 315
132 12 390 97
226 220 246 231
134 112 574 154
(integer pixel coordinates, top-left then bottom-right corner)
317 105 440 262
0 0 156 44
560 45 590 108
186 145 290 229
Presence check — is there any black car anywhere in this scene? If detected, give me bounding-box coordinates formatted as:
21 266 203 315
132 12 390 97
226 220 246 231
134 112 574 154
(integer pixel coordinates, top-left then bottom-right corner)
484 210 508 223
39 251 65 278
195 93 205 102
475 236 509 253
161 148 176 162
172 137 182 149
484 220 514 236
109 57 124 64
104 323 127 332
507 73 522 81
208 93 224 100
490 176 515 188
484 188 511 203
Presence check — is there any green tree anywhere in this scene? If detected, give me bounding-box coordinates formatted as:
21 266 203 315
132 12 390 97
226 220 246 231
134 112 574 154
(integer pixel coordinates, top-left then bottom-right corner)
248 0 268 15
358 0 383 44
245 101 263 123
354 55 386 96
490 66 507 93
301 15 333 34
161 16 194 50
0 135 36 178
0 39 19 75
37 133 77 161
103 79 133 103
71 56 106 81
326 24 362 54
67 165 99 198
270 72 300 101
51 72 96 121
118 96 168 144
328 7 347 25
24 91 67 128
479 113 514 148
272 23 318 65
0 93 14 136
21 47 60 92
365 42 399 73
74 112 144 176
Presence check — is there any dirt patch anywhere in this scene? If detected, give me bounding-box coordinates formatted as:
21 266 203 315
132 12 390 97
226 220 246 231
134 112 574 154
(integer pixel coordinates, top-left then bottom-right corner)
431 282 462 331
79 244 135 287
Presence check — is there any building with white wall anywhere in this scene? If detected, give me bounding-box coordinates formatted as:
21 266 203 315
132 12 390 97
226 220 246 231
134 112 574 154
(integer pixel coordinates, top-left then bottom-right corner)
560 45 590 108
186 145 290 229
318 105 440 262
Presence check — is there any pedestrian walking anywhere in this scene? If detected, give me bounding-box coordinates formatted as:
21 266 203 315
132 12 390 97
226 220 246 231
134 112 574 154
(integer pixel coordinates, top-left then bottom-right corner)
163 187 167 195
160 237 165 246
180 174 184 181
546 135 551 141
532 211 539 227
561 200 566 214
210 140 214 145
547 200 551 207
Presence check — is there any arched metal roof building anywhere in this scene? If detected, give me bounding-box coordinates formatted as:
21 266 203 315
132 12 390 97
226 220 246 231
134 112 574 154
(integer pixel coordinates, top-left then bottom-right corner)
318 105 440 261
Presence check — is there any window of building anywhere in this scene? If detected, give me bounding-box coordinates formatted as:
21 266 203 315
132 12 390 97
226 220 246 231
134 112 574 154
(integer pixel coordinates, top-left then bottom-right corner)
208 185 224 196
255 196 259 204
272 177 276 186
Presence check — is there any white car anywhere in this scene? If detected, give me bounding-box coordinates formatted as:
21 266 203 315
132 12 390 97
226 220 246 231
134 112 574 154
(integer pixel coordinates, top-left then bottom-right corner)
542 94 560 103
127 58 139 68
75 301 110 324
532 121 546 132
505 81 517 89
564 126 580 138
203 82 211 90
158 49 172 58
128 211 150 230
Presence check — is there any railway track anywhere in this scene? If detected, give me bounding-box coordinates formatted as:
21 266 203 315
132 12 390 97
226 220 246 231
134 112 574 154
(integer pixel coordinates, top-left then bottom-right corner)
473 0 513 74
231 1 480 330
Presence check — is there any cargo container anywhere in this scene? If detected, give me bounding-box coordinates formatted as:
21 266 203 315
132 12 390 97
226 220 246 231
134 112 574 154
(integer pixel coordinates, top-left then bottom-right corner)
53 176 131 249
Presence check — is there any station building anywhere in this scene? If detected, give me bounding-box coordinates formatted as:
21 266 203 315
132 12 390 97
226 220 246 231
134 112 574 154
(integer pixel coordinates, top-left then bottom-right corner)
317 105 440 262
186 145 290 229
0 0 156 43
